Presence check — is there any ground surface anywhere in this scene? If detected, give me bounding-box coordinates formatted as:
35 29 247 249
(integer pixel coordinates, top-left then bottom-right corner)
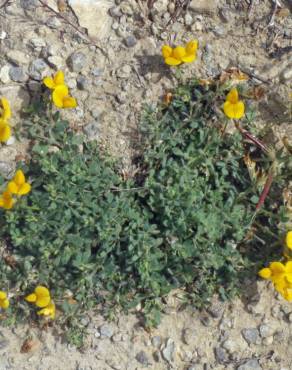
0 0 291 369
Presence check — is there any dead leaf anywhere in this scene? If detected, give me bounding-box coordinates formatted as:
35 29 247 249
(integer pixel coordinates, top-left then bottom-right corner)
20 339 39 354
244 153 267 189
3 254 17 269
219 67 249 84
163 92 173 105
276 8 290 17
247 86 266 100
57 0 66 12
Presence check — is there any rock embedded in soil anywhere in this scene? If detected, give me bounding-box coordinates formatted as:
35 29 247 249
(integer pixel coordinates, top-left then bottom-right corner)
6 50 29 65
67 52 87 72
241 328 260 345
124 35 137 48
9 66 27 82
98 324 114 339
161 338 175 363
135 350 150 366
214 347 228 363
189 0 218 15
259 324 274 338
151 335 162 348
0 66 11 84
237 359 262 370
29 59 49 80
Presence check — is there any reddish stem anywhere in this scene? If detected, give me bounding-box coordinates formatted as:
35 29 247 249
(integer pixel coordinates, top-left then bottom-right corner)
256 172 274 211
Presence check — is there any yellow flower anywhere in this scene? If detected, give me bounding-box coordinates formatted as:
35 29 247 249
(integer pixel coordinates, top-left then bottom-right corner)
52 85 77 109
7 169 31 196
162 39 198 66
25 286 51 308
223 88 245 119
0 98 11 121
0 291 9 309
259 261 292 301
0 191 15 210
286 231 292 249
37 300 56 319
0 119 11 142
43 71 65 90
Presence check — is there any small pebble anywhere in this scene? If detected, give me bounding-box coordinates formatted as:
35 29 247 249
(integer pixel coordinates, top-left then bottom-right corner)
124 35 137 48
9 66 27 82
67 52 87 72
135 350 150 366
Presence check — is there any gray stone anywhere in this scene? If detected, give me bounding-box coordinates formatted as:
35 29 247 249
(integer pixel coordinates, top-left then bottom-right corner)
124 35 137 48
0 162 15 179
259 324 274 338
136 351 149 366
207 304 224 318
29 59 48 80
219 7 231 23
0 338 9 350
77 76 91 90
67 52 87 72
91 67 103 77
111 332 123 342
6 50 29 65
189 0 218 14
47 56 64 69
109 6 122 17
29 38 46 49
184 13 193 26
182 328 194 345
161 338 175 363
0 66 11 84
83 121 100 140
46 17 62 29
212 25 225 37
9 67 27 82
99 324 114 338
281 65 292 82
237 359 262 370
151 336 162 348
241 328 260 345
117 65 131 79
214 347 227 364
67 79 77 89
20 0 38 9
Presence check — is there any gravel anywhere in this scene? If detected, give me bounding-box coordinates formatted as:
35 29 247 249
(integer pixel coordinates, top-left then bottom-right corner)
67 52 87 72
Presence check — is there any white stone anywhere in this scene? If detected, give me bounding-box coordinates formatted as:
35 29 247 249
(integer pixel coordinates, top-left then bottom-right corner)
47 56 64 69
189 0 218 14
0 31 7 40
6 50 30 65
0 66 11 84
6 136 16 146
68 0 113 40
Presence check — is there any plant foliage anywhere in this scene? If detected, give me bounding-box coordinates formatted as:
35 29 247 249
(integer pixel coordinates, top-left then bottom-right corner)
0 81 284 327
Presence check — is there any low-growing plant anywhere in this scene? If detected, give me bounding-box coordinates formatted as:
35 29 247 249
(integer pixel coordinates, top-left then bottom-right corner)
0 79 288 331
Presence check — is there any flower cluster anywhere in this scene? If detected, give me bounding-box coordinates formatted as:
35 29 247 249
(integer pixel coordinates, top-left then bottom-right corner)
43 71 77 109
162 40 198 66
0 291 9 309
25 286 55 319
259 231 292 301
223 88 245 120
0 170 31 210
0 98 12 142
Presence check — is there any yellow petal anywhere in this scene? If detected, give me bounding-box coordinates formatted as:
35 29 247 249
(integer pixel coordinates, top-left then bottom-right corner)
223 101 245 119
0 123 11 142
270 262 286 274
36 296 51 308
185 40 198 54
0 291 7 300
35 286 50 298
226 88 239 104
43 77 55 89
162 45 172 58
181 53 197 63
52 85 69 108
172 46 186 60
14 170 25 186
0 298 9 309
165 57 182 66
1 98 11 120
63 96 77 109
18 183 31 196
7 181 18 194
25 293 37 303
54 71 65 86
286 231 292 249
37 301 55 319
258 267 271 279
